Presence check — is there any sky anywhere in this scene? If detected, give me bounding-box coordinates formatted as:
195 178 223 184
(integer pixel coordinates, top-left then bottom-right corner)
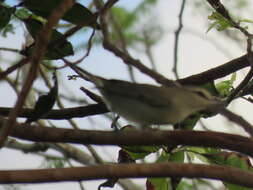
1 0 253 190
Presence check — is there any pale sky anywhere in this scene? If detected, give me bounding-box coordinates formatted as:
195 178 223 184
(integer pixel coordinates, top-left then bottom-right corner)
1 1 253 190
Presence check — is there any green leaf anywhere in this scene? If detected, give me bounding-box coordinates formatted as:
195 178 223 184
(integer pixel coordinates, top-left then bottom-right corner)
207 11 233 32
169 151 185 189
158 151 170 162
216 81 231 97
201 152 253 190
146 178 169 190
23 0 98 28
231 72 236 83
40 158 66 169
0 5 15 29
146 151 185 190
187 147 220 154
204 152 252 170
0 23 14 37
186 147 220 164
201 82 219 96
174 113 201 130
239 19 253 24
177 181 195 190
23 18 74 60
216 73 236 97
170 151 184 163
206 21 219 33
120 126 160 160
111 7 137 30
146 152 170 190
15 7 31 19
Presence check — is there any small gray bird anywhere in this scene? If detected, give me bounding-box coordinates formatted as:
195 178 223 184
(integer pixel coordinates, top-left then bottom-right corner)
68 63 221 126
26 72 58 123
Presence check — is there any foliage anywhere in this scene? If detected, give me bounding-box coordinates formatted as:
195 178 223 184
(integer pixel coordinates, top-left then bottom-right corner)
216 73 236 97
22 18 74 59
2 0 253 190
40 157 67 169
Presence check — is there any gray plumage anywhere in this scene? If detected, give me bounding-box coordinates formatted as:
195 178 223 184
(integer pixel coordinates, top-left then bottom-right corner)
68 63 221 126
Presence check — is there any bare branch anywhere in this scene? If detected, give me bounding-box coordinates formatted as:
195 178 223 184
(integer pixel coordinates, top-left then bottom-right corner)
5 138 49 153
4 123 253 158
0 58 29 80
1 162 253 188
178 54 249 85
220 109 253 136
0 0 75 147
173 0 186 79
94 0 177 87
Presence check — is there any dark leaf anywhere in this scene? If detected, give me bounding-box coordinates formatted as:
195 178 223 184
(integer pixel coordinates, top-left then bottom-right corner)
146 178 169 190
121 125 160 160
201 152 253 190
201 82 219 96
23 0 99 28
26 72 58 123
174 113 201 130
0 5 15 29
98 149 135 189
98 179 118 190
23 18 74 59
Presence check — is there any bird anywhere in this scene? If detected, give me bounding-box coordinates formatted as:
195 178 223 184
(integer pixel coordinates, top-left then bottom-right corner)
26 72 58 123
67 63 221 126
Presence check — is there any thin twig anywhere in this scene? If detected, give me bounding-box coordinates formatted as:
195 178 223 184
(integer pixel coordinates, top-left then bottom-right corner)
58 28 96 70
226 40 253 103
206 0 253 104
0 104 108 119
219 108 253 137
0 47 20 53
0 58 29 80
108 9 136 82
94 0 177 87
143 30 157 72
0 0 75 147
40 68 106 167
80 86 103 103
173 0 186 79
46 14 99 51
178 54 249 85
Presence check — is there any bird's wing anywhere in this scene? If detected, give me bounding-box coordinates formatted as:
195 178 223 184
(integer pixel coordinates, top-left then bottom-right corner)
100 80 175 107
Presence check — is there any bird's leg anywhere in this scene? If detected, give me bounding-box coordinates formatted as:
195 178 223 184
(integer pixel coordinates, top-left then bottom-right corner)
111 114 120 131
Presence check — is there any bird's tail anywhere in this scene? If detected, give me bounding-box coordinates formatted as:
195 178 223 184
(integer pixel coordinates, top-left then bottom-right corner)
66 62 105 87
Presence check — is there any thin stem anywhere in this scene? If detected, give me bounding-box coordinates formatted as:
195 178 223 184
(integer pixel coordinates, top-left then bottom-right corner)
173 0 186 79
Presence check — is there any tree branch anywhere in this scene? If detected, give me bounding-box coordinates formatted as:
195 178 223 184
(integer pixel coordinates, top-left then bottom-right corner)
5 138 49 153
178 54 249 85
4 123 253 158
0 0 75 147
220 109 253 136
173 0 186 79
0 103 108 120
0 58 30 80
94 0 177 87
1 162 253 188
